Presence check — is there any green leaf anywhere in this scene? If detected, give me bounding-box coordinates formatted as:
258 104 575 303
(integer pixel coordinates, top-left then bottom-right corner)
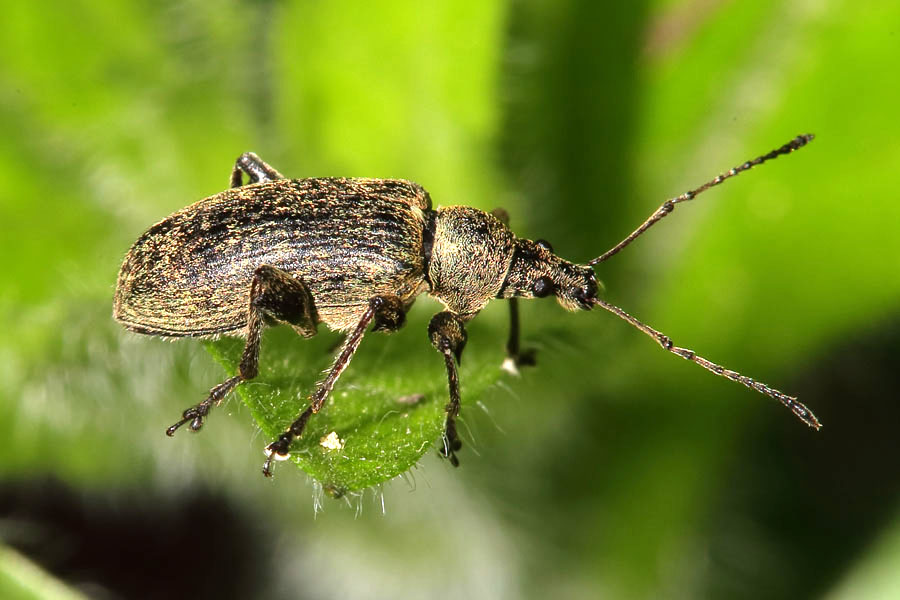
206 309 507 494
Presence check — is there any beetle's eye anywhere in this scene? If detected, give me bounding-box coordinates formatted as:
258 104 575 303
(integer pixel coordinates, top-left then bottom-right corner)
532 276 554 298
535 239 553 253
572 284 596 309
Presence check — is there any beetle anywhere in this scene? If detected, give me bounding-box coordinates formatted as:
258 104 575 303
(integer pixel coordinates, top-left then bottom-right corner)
114 134 820 477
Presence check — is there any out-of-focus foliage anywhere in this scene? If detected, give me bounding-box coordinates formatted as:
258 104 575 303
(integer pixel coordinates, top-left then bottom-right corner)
1 1 899 598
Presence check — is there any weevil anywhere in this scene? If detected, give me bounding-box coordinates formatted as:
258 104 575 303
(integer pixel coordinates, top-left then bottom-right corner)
114 135 821 477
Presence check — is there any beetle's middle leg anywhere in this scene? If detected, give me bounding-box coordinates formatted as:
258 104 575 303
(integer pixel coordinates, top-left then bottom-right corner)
262 295 406 477
166 265 318 436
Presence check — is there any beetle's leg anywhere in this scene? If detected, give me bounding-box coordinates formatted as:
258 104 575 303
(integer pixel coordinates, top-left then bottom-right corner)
428 311 468 467
501 298 537 375
262 295 406 477
490 208 538 373
230 152 285 188
166 265 318 437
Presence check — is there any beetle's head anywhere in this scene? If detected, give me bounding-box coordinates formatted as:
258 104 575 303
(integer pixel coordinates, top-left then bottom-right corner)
499 238 599 311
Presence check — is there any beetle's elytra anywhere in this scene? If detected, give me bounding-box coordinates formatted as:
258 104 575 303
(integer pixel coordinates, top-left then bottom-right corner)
115 178 432 336
115 136 820 477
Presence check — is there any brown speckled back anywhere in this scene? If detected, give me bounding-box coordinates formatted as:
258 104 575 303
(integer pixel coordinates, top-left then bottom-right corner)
114 178 430 336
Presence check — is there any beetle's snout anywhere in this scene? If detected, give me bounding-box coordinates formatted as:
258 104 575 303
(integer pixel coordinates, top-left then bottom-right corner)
500 239 599 311
570 270 598 310
555 265 598 312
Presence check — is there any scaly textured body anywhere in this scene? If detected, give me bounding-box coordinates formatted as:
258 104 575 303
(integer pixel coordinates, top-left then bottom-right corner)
115 178 431 335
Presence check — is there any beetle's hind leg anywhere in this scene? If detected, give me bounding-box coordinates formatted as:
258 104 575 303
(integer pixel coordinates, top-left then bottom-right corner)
166 265 318 437
262 295 406 477
230 152 285 188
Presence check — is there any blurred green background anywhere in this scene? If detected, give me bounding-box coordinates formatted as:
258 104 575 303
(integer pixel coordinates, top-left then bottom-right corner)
2 1 899 598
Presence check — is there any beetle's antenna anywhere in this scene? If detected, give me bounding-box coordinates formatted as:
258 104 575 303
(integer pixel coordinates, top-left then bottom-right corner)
589 134 814 265
590 296 821 429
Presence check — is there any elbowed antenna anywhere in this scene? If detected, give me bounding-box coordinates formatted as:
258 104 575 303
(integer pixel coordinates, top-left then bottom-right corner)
589 297 821 429
589 134 815 266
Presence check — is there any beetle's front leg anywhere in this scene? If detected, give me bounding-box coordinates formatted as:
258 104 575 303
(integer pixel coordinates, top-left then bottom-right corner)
230 152 285 188
262 295 406 477
501 298 537 375
428 311 468 467
490 208 537 373
166 265 318 436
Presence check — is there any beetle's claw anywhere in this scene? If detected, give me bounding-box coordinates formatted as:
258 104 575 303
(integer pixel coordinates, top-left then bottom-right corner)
166 405 210 436
165 419 186 437
166 414 192 436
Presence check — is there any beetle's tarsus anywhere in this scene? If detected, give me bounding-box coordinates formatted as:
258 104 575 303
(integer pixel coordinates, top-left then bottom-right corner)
262 435 293 477
262 452 277 477
440 418 463 467
165 410 202 436
167 375 241 437
165 415 191 437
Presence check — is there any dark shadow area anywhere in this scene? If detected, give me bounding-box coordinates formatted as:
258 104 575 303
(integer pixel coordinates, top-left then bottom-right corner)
704 318 900 599
0 478 270 600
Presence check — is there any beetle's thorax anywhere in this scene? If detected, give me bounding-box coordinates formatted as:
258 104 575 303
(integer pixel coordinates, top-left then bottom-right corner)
426 206 516 317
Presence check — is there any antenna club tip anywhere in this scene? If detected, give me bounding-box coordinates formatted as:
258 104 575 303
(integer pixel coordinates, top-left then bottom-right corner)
791 401 822 430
